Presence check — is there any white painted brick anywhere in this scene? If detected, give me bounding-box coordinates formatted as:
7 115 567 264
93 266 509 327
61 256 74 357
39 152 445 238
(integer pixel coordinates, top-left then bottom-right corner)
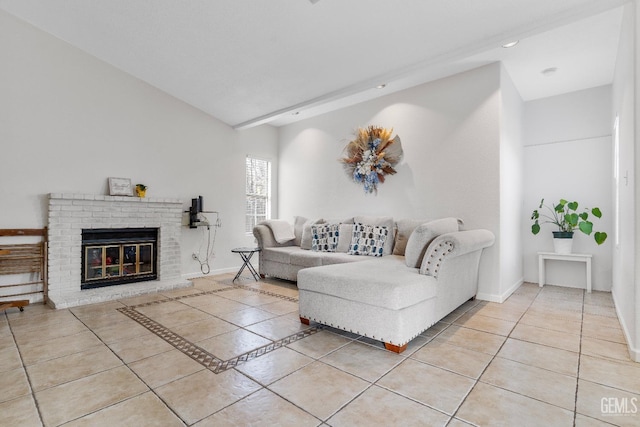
48 194 184 307
71 212 92 218
61 206 83 212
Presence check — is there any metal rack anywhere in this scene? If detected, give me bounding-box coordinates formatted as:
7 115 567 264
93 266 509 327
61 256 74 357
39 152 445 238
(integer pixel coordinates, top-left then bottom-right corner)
0 228 48 311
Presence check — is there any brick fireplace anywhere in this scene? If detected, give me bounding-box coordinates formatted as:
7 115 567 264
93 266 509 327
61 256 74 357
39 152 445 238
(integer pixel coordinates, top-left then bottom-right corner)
47 193 190 308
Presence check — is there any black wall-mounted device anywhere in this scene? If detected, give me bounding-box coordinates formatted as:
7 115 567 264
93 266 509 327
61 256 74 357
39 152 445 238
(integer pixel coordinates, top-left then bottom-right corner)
189 196 203 228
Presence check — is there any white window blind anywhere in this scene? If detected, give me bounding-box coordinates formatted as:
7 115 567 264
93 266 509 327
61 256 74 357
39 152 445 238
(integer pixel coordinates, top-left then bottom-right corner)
245 157 271 233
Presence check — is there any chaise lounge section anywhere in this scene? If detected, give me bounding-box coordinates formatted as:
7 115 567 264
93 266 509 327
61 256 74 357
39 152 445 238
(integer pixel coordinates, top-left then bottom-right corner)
298 229 494 353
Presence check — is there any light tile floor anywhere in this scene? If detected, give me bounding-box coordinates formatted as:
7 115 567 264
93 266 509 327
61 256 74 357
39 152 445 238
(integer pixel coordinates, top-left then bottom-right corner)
2 274 639 426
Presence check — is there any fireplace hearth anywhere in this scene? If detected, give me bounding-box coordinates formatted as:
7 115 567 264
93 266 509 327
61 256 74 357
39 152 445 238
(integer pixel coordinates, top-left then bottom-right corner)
81 228 158 289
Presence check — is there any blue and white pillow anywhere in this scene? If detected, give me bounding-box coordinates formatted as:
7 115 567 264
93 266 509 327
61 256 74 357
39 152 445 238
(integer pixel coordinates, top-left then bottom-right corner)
348 223 388 257
311 223 340 252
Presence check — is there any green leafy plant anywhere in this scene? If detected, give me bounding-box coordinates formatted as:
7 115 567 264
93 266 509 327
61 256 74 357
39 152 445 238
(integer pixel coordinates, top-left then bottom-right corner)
530 198 607 245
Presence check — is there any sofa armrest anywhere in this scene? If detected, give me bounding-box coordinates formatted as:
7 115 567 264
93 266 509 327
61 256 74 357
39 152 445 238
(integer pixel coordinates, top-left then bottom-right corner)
420 229 495 277
253 224 295 249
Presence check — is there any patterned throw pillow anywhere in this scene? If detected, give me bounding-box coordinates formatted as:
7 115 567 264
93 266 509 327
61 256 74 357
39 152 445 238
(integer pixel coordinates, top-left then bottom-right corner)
348 223 388 257
311 223 340 252
354 216 394 255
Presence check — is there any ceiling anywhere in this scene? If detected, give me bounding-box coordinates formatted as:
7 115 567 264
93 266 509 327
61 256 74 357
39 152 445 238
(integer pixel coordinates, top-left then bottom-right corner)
0 0 627 129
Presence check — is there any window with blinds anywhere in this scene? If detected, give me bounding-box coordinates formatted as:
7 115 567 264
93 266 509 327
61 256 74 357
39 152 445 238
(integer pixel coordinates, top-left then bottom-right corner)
245 157 271 233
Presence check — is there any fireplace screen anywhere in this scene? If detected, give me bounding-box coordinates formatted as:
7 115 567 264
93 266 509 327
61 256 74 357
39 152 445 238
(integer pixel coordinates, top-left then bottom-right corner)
82 228 157 289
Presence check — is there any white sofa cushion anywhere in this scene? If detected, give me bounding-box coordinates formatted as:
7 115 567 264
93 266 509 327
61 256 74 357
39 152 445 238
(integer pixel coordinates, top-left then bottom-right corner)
290 251 323 268
261 246 301 264
298 256 437 310
353 215 395 255
324 217 355 225
319 252 362 265
293 216 308 246
405 218 460 268
336 223 354 252
393 218 430 256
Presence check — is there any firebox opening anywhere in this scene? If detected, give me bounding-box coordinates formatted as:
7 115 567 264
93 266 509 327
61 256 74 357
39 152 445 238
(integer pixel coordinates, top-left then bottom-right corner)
81 228 158 290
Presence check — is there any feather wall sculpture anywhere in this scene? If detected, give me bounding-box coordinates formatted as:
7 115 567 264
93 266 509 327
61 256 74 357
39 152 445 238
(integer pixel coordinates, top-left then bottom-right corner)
340 126 403 194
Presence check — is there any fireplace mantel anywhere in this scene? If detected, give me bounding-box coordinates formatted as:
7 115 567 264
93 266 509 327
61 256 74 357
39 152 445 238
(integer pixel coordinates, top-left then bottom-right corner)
47 193 190 308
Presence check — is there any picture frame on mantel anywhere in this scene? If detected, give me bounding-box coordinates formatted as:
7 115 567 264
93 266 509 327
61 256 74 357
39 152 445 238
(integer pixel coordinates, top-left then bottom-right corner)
108 177 134 196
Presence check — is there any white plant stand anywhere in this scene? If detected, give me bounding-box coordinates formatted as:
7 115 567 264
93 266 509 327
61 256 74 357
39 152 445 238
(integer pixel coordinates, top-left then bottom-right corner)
538 252 592 293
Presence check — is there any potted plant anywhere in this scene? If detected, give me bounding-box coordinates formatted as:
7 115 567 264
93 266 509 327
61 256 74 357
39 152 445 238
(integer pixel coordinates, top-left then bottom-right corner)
530 198 607 254
135 184 147 198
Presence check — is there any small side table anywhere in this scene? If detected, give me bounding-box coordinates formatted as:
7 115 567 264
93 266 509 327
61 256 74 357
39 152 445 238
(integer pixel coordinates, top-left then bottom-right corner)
232 247 261 281
538 252 592 293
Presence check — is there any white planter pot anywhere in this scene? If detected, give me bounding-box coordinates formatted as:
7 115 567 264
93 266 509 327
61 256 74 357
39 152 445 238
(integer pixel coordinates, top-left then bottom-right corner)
552 231 574 254
553 238 574 254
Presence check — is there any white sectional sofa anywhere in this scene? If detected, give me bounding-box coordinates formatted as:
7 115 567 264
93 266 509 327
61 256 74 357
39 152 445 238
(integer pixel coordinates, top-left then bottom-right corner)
253 216 494 353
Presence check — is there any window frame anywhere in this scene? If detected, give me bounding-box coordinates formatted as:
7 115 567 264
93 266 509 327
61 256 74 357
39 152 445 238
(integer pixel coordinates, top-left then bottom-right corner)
245 156 272 234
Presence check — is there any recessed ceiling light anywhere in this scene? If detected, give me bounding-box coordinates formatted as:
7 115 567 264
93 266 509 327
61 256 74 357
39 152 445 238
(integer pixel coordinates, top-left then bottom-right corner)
376 84 386 89
541 67 558 77
502 41 519 48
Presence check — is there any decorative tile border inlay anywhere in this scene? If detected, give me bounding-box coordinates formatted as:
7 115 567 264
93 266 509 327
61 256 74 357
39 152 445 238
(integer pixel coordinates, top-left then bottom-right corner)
118 306 223 369
118 283 317 373
233 284 299 303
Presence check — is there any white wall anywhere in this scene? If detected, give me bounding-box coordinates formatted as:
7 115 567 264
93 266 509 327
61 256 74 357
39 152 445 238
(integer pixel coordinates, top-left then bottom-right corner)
612 1 638 362
522 86 613 291
634 0 640 363
0 10 279 281
499 65 525 298
278 63 505 299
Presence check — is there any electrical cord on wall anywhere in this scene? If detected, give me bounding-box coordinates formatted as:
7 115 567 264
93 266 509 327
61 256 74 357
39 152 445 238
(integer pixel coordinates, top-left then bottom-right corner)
193 213 221 275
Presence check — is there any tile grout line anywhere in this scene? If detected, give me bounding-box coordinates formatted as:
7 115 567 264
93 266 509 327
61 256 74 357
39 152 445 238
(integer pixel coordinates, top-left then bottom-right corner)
53 281 279 426
355 298 485 424
572 289 586 427
236 326 359 425
66 305 188 427
220 279 368 424
28 288 224 426
447 286 542 425
4 309 47 427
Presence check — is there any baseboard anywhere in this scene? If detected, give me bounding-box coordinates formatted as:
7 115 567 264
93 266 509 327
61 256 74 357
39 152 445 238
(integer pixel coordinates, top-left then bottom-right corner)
475 292 501 303
611 290 640 363
182 266 239 280
476 277 524 303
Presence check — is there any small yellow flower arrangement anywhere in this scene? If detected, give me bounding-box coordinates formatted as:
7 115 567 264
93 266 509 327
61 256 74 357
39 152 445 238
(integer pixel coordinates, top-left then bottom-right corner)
135 184 147 198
